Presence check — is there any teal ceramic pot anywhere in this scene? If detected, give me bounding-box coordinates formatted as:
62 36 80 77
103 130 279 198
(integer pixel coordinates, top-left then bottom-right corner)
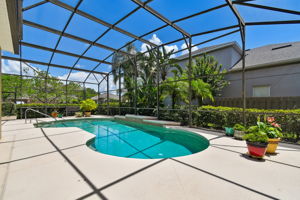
225 127 234 136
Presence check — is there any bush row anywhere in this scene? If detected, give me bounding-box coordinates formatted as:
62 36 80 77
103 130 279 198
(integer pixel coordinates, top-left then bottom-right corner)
16 103 80 108
159 106 300 143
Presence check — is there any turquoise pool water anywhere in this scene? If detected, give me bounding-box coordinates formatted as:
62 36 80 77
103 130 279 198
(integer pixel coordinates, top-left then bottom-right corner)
38 119 209 159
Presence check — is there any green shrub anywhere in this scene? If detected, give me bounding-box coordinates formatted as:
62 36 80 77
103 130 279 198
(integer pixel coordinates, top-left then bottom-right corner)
234 124 246 131
2 102 17 116
80 99 97 112
16 103 80 108
159 105 300 143
243 132 269 143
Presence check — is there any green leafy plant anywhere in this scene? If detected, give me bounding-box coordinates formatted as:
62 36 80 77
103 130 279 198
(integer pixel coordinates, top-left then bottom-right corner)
243 116 283 142
80 99 98 112
243 121 269 143
243 131 269 143
265 116 283 138
233 124 246 131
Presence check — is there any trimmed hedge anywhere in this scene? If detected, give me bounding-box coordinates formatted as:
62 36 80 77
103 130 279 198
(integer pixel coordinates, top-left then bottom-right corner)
16 103 80 108
159 106 300 144
200 105 300 115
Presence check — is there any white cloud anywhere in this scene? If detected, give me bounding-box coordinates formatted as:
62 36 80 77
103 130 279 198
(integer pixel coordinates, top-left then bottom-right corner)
1 60 20 74
75 64 82 68
1 60 37 76
164 45 178 58
141 34 162 53
149 34 162 45
140 34 179 58
180 43 199 55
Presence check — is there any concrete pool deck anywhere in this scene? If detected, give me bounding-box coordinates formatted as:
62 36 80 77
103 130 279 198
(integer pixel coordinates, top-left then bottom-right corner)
0 116 300 200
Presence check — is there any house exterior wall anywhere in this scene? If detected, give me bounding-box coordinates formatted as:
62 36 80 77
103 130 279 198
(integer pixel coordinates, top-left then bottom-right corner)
175 46 241 72
221 63 300 97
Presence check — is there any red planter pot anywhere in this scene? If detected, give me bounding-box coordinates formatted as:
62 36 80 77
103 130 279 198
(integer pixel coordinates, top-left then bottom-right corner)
246 141 268 158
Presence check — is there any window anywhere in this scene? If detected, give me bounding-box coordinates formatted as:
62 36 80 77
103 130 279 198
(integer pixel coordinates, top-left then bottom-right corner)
253 86 270 97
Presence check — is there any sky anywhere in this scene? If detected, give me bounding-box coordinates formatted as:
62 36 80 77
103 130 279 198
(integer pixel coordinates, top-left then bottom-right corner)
2 0 300 91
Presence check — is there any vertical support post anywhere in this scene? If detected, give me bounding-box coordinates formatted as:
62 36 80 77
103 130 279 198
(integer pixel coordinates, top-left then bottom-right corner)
97 82 100 114
241 25 246 126
19 44 22 104
44 69 48 115
0 47 2 139
188 37 193 127
226 0 246 125
65 80 68 116
118 66 121 115
97 83 100 104
97 82 101 110
44 73 47 104
107 74 109 116
156 48 160 119
83 83 86 100
134 56 138 115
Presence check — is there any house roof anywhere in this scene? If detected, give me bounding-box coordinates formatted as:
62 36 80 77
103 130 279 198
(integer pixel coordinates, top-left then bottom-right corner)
174 41 242 61
91 93 119 100
230 41 300 72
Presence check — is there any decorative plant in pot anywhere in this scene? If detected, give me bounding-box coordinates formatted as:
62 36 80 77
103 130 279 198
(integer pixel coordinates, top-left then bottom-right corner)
223 113 234 136
224 126 234 136
80 99 98 117
265 117 283 154
51 109 58 118
243 121 269 158
233 124 246 140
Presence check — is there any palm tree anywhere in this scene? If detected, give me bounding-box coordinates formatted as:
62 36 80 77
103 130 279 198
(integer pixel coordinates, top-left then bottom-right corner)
161 69 185 109
192 54 228 96
111 43 136 84
111 43 137 106
190 79 214 106
147 46 179 81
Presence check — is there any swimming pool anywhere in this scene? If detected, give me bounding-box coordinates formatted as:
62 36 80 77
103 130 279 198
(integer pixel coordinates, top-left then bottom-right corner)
37 119 209 159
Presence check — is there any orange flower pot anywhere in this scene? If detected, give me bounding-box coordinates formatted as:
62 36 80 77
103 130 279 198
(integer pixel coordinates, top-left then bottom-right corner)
266 138 280 154
51 112 58 118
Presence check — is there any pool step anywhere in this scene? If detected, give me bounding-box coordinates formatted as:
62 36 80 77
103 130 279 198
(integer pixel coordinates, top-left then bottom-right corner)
114 115 126 120
124 114 157 122
114 115 180 127
143 120 181 127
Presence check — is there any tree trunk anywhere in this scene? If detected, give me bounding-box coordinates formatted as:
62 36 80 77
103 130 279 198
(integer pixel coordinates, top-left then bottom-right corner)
172 93 175 110
198 96 203 106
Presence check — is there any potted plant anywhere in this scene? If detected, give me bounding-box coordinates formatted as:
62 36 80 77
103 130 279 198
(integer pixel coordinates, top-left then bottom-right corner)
80 99 97 117
233 124 246 140
223 114 234 136
51 109 58 118
243 121 269 158
224 127 234 136
75 112 83 117
265 117 283 154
